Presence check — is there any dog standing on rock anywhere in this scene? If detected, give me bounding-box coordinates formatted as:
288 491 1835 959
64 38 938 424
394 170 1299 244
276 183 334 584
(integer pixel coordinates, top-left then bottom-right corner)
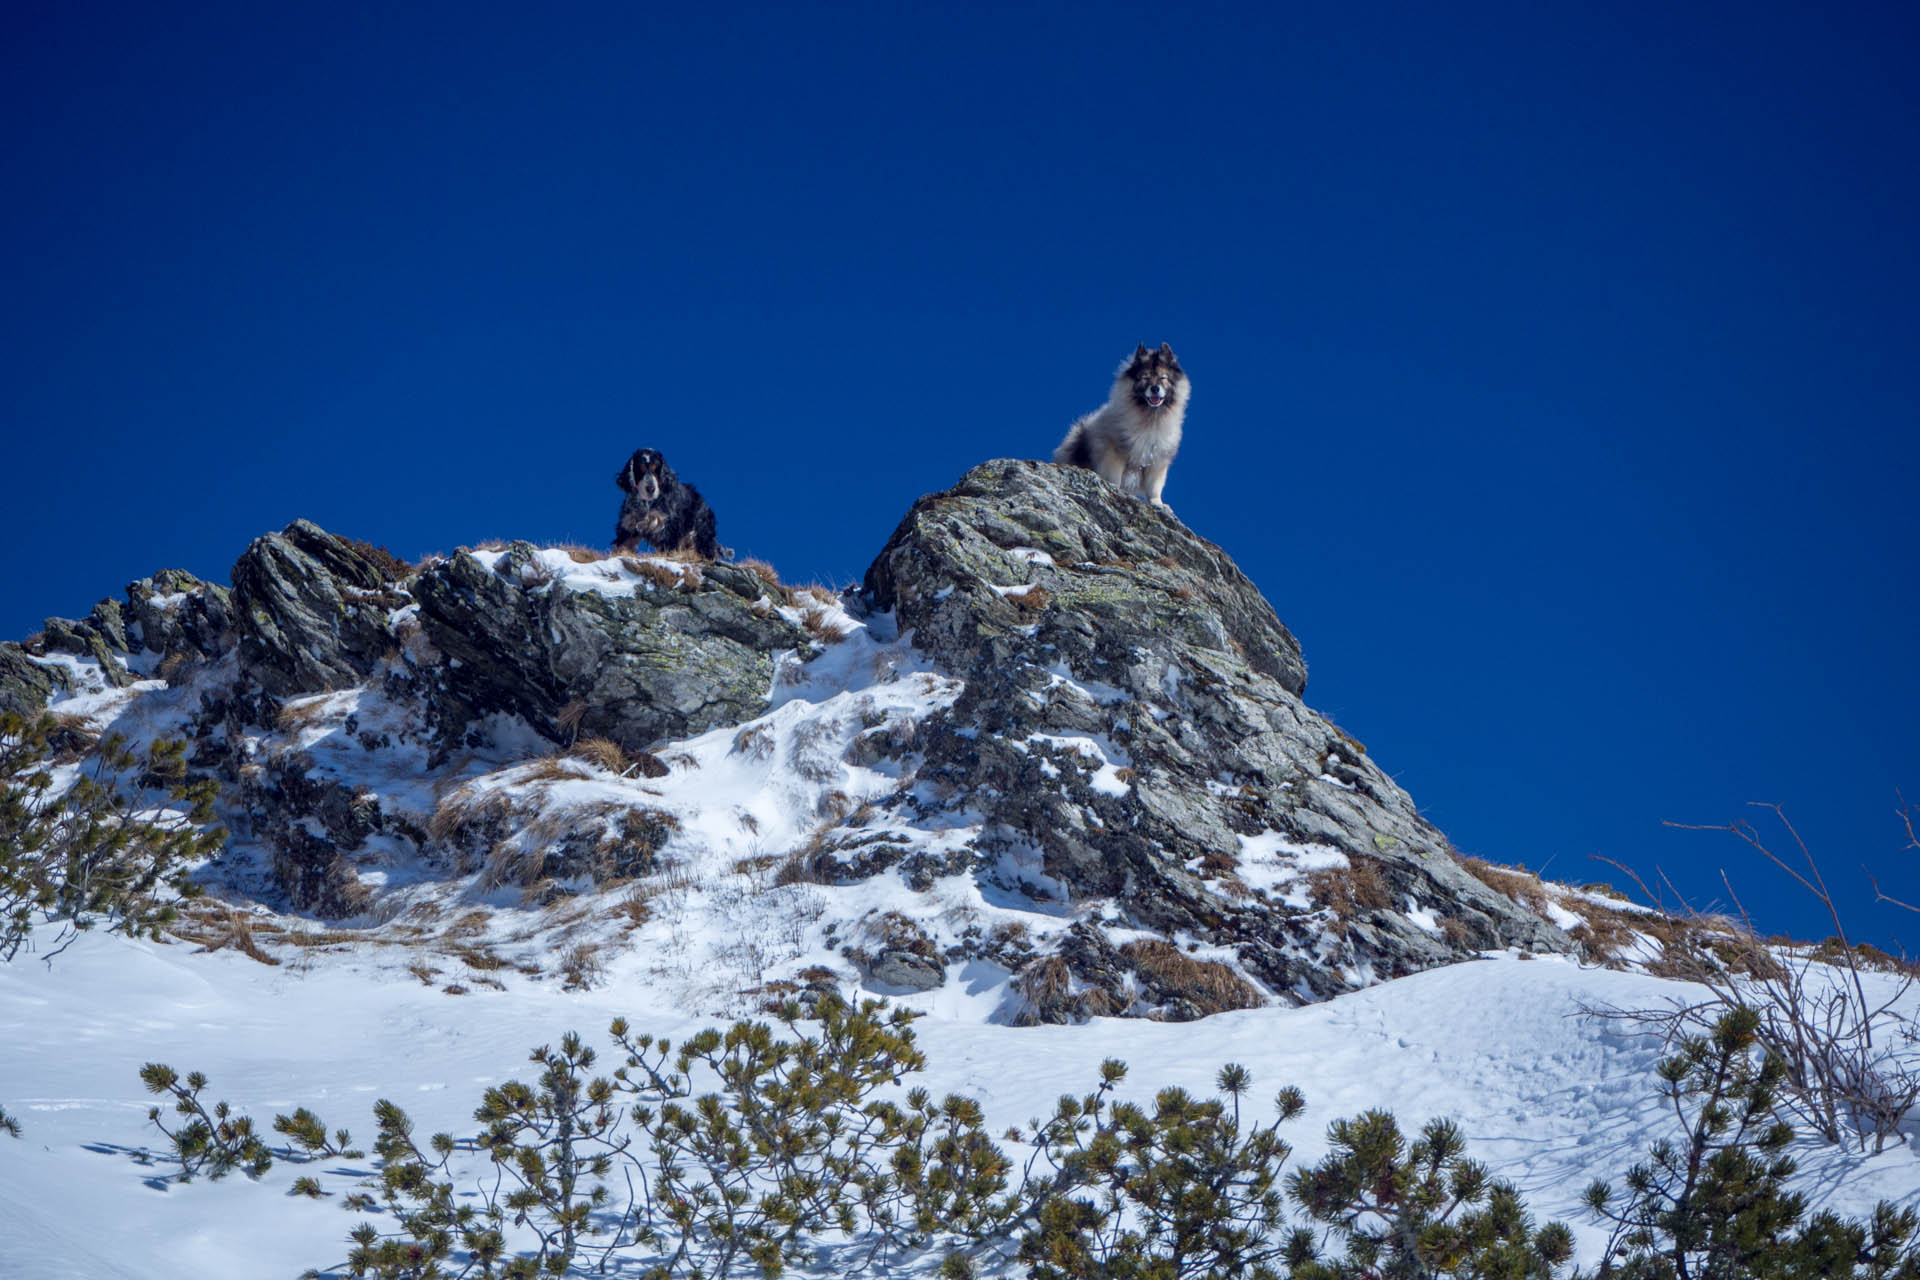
1053 342 1190 506
612 448 723 559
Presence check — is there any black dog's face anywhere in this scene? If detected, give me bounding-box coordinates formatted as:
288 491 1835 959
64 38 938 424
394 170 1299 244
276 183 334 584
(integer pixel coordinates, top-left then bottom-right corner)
619 449 675 503
1127 342 1184 411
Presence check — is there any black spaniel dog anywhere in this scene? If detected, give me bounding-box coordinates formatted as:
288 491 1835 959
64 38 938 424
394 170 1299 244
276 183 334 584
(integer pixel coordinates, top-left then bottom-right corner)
612 448 722 560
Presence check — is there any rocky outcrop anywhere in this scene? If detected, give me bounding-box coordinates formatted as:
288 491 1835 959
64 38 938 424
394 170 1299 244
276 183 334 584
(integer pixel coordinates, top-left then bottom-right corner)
0 643 56 715
862 460 1570 1010
414 543 805 750
127 569 234 663
231 521 405 698
7 465 1576 1003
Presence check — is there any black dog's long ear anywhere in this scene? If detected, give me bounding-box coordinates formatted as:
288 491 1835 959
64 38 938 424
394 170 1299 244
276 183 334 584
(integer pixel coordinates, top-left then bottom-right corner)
615 456 636 493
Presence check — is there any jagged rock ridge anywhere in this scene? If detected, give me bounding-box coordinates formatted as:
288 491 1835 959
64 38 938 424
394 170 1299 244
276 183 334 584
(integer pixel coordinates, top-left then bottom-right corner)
3 461 1573 1021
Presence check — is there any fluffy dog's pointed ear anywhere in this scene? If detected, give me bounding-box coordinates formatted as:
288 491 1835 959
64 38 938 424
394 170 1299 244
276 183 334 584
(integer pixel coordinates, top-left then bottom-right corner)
1134 342 1149 360
1159 342 1174 356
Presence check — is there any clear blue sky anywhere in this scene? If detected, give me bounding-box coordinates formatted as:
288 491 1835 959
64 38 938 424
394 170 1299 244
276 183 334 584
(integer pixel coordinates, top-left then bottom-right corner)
5 1 1916 949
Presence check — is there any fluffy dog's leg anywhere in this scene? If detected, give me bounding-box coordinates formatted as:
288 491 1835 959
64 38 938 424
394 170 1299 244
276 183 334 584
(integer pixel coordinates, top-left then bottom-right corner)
1090 436 1129 491
1141 459 1172 506
691 508 721 560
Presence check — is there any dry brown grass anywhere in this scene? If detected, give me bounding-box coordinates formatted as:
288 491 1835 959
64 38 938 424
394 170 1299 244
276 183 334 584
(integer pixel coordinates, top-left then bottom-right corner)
1015 585 1052 612
1457 855 1550 914
342 536 414 583
567 737 630 774
799 605 851 644
631 559 700 591
1440 917 1476 949
278 928 369 949
1013 955 1074 1025
276 696 337 732
479 842 545 893
732 724 775 760
155 650 193 685
614 887 654 929
990 920 1031 949
738 558 797 605
1306 857 1392 926
732 853 784 878
50 711 102 758
170 901 282 966
864 910 937 957
559 943 606 991
774 841 832 887
1120 939 1262 1015
446 943 506 971
556 544 608 564
1197 850 1238 876
429 787 515 847
1012 955 1123 1026
555 698 589 741
444 909 492 937
517 756 586 784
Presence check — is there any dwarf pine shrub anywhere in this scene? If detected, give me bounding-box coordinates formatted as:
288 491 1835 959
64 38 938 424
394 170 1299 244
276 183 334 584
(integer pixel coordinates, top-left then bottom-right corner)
306 994 1012 1278
1586 1005 1920 1279
475 1032 623 1273
262 1002 1920 1277
140 1063 274 1181
0 710 223 964
611 992 1016 1276
273 1106 363 1160
1014 1059 1306 1280
1287 1110 1573 1279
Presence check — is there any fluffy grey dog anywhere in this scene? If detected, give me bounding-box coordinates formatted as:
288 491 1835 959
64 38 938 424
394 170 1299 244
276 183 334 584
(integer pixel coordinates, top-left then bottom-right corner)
1053 342 1190 506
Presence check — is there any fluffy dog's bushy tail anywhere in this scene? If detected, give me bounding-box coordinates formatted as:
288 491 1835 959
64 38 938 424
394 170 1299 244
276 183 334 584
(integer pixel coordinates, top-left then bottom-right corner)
1054 418 1093 468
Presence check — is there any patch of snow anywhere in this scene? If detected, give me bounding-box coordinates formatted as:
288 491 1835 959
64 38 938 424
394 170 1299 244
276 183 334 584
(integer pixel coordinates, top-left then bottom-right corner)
1236 831 1349 905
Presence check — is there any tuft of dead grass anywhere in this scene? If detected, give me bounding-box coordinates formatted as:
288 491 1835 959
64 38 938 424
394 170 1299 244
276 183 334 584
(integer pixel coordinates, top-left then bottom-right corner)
342 537 414 583
559 942 606 991
517 756 588 784
1120 939 1262 1015
1305 857 1392 930
614 887 654 930
631 559 700 591
799 605 851 643
445 943 506 972
737 558 797 605
170 902 282 967
567 737 630 774
556 698 589 740
1457 855 1550 914
276 697 336 733
732 724 775 760
1008 585 1052 613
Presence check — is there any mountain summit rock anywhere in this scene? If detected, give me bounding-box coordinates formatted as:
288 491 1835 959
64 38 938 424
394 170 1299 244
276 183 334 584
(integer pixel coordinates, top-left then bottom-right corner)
2 460 1572 1021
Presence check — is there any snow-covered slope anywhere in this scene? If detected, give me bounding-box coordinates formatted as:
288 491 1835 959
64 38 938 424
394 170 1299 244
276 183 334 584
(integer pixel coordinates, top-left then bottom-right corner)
3 933 1918 1277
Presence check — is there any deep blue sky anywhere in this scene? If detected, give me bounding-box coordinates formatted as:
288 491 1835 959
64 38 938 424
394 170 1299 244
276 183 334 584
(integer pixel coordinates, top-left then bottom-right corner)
5 2 1916 949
